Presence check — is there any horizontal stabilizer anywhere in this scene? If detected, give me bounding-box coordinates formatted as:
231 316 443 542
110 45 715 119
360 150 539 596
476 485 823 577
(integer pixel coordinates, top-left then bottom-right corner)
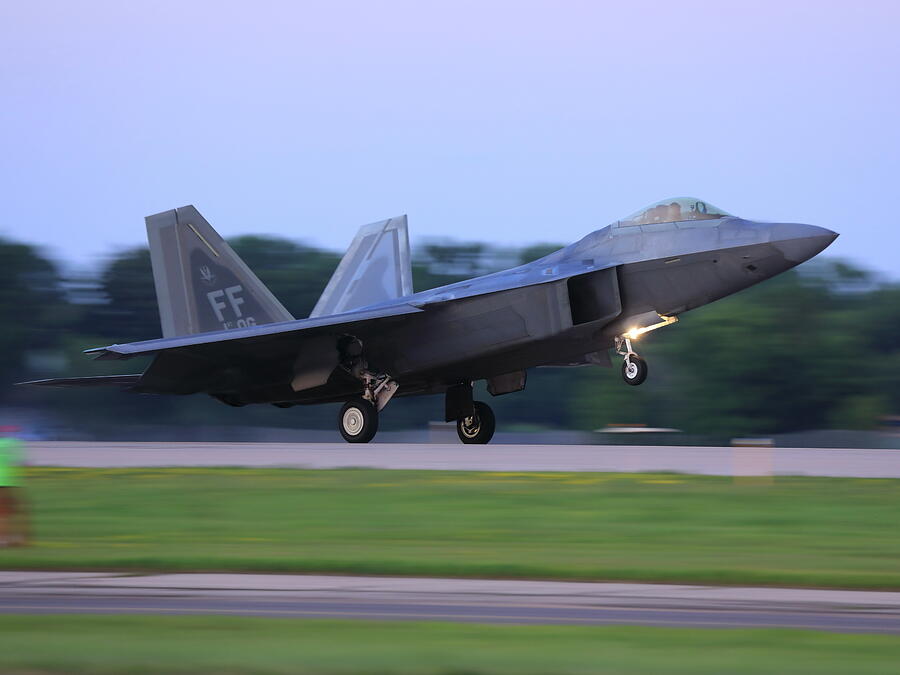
310 215 412 317
17 374 143 388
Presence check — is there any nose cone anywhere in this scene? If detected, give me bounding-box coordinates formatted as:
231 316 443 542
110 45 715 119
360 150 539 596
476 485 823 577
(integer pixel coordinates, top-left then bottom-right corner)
770 223 839 262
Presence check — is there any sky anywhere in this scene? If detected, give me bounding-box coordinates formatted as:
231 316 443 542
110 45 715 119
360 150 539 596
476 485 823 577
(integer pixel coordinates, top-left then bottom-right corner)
1 0 898 278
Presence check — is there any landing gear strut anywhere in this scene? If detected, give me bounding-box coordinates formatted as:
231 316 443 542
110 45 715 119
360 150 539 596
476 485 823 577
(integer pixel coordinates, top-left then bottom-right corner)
613 314 677 386
616 335 648 386
337 373 397 444
445 383 497 444
336 336 398 444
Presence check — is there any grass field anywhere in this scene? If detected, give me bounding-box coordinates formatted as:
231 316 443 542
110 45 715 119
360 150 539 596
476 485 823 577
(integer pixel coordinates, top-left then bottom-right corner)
1 615 898 674
2 468 899 588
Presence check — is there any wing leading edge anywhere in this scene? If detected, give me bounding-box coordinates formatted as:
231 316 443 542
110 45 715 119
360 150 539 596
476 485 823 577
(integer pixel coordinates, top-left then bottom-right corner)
86 302 424 361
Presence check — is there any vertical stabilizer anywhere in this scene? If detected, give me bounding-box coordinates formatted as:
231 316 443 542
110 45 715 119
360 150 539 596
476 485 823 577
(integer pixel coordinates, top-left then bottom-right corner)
310 215 413 317
146 205 294 337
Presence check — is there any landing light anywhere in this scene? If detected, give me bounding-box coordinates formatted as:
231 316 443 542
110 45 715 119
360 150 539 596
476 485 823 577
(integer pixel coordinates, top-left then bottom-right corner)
624 315 678 341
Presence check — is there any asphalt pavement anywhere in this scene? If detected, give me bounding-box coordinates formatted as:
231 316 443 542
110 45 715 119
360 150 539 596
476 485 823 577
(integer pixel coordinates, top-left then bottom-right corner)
24 441 900 477
1 572 898 633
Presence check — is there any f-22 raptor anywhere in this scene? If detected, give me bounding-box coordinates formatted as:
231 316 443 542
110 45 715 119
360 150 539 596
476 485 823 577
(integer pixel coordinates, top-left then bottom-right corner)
27 198 837 444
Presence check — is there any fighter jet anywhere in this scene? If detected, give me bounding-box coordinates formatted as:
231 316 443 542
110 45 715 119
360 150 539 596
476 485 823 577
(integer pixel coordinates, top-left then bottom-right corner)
25 198 837 444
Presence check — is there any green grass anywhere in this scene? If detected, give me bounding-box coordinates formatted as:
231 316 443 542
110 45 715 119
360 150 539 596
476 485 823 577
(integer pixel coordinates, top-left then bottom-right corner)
3 468 900 588
1 615 898 674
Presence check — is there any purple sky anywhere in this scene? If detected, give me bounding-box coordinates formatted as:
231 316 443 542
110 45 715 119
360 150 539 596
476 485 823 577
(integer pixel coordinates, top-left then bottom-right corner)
1 1 898 277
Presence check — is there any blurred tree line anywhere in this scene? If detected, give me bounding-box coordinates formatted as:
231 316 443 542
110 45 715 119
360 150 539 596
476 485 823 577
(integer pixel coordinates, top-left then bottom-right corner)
1 233 897 438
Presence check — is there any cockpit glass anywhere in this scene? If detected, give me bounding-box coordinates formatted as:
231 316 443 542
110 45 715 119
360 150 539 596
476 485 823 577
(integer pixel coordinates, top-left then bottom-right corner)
616 197 732 227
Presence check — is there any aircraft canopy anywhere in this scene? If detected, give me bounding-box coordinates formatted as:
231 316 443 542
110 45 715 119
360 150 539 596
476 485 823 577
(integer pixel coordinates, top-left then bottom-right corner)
617 197 732 227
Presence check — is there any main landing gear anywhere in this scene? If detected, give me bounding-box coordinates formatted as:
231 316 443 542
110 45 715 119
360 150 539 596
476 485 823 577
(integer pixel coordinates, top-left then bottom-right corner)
336 337 398 444
339 397 379 443
334 340 500 445
456 400 496 444
339 389 498 444
337 372 398 444
445 382 496 444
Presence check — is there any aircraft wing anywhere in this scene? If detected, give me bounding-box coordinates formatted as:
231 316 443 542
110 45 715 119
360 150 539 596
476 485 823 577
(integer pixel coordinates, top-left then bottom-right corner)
86 302 423 361
56 302 424 397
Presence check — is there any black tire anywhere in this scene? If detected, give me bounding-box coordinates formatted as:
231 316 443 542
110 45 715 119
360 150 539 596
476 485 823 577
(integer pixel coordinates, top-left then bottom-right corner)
622 355 648 386
338 398 379 443
456 401 496 444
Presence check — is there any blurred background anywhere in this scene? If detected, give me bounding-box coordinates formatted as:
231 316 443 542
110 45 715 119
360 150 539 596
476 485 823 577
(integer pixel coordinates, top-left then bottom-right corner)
1 0 898 445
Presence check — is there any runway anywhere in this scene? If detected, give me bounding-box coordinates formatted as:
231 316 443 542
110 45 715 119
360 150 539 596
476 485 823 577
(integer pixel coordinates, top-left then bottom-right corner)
24 441 900 477
1 572 898 634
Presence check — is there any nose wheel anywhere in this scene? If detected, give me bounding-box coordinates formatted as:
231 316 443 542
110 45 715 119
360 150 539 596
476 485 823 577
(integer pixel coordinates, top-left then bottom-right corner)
616 336 648 386
622 354 648 385
456 401 496 444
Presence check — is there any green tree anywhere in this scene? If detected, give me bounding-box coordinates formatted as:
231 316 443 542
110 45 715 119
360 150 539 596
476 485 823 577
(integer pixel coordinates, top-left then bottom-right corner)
412 241 510 292
80 248 159 342
228 236 340 318
0 238 68 390
519 243 565 265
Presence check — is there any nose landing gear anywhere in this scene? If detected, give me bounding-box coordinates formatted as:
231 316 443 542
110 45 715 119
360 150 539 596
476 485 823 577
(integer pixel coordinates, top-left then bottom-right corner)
616 335 648 386
614 314 677 386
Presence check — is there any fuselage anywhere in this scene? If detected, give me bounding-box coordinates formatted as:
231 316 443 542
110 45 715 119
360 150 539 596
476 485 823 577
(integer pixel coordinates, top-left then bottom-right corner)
274 213 837 404
407 217 836 312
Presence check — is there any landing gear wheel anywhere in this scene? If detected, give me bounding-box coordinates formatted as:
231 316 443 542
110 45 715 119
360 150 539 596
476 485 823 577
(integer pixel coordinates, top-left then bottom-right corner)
622 355 648 386
339 398 379 443
456 401 496 444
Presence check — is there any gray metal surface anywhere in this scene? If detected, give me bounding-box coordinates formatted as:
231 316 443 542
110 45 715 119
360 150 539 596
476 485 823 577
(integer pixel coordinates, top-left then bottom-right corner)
23 442 900 477
1 573 897 633
146 205 294 337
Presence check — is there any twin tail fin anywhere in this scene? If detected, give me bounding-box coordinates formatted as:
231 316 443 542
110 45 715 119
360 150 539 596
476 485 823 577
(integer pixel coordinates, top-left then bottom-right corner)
310 215 412 318
146 206 294 338
146 207 414 336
